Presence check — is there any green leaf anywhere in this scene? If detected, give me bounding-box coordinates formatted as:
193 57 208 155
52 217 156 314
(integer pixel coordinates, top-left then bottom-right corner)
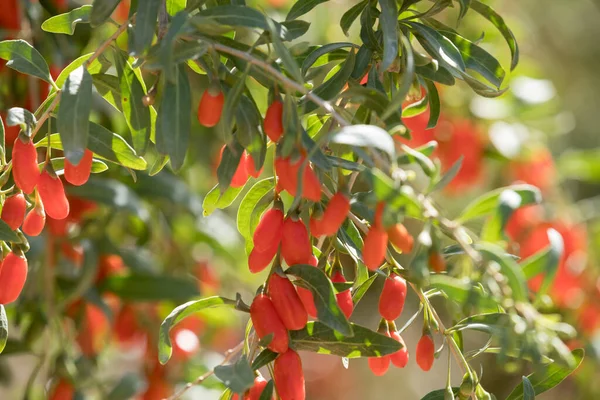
158 296 236 364
0 305 7 354
340 0 368 36
202 184 244 216
457 0 471 20
100 274 199 302
166 0 187 16
506 349 584 400
301 42 354 77
251 349 278 370
219 70 250 142
423 79 440 129
304 49 355 113
93 73 122 111
398 143 435 176
268 18 304 84
522 228 563 300
287 265 353 336
478 243 528 302
382 34 414 120
258 380 274 400
48 157 108 175
156 65 191 171
457 184 542 223
237 178 275 250
132 0 161 54
286 0 328 21
6 107 36 130
331 124 395 160
214 355 255 395
522 376 535 400
290 321 401 357
351 273 376 307
428 275 498 310
404 22 465 72
217 141 245 193
134 171 203 217
471 0 519 71
55 53 104 90
480 189 523 243
91 0 122 26
57 66 93 164
115 51 151 155
41 5 92 35
415 63 455 85
106 373 145 400
377 0 398 72
420 388 460 400
432 155 463 192
0 40 53 83
0 219 21 242
67 177 150 221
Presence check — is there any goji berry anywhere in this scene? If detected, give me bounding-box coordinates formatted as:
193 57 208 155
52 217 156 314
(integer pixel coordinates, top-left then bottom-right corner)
248 241 278 274
429 251 446 273
245 152 263 178
416 334 435 371
38 169 69 219
281 217 312 266
268 273 308 330
22 206 46 236
219 145 249 188
64 149 93 186
198 89 225 127
387 223 414 253
296 287 317 319
264 100 284 142
49 379 74 400
1 193 26 230
390 331 408 368
274 349 305 400
331 270 353 319
114 304 144 346
245 375 271 400
368 353 390 376
320 192 351 236
250 294 289 353
378 273 407 321
253 208 284 252
12 135 39 194
363 227 388 271
96 254 126 282
0 252 28 304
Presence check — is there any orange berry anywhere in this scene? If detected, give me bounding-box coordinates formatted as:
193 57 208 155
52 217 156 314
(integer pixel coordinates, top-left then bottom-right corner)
331 270 353 319
387 223 413 253
378 273 407 321
390 331 409 368
0 252 28 304
38 170 69 219
22 207 46 236
320 192 351 236
64 149 93 186
1 193 26 230
198 90 225 127
274 349 305 400
268 273 308 330
363 227 388 271
264 100 284 142
253 208 284 252
416 334 435 371
281 217 312 266
250 294 289 353
12 136 39 194
429 251 446 273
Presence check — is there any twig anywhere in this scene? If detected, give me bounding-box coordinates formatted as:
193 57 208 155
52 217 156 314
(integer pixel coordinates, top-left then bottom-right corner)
85 17 132 68
30 93 61 140
166 341 245 400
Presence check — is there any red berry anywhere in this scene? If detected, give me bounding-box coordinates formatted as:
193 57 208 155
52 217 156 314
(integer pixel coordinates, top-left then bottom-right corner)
250 294 289 353
320 192 351 236
274 349 305 400
296 287 317 319
331 270 353 319
1 193 26 230
390 331 409 368
219 145 249 188
363 227 388 271
275 157 294 194
12 136 39 194
277 156 321 201
429 251 446 273
253 208 284 252
198 90 225 127
64 149 93 186
38 169 70 219
268 273 308 330
114 304 144 345
49 379 74 400
22 207 46 236
264 100 284 142
0 252 28 304
416 334 435 371
387 223 413 253
248 241 278 274
368 354 390 376
309 215 324 237
245 152 263 178
378 273 407 321
245 375 271 400
281 217 312 266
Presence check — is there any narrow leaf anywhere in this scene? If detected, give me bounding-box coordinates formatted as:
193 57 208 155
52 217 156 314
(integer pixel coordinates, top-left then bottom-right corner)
377 0 398 72
132 0 161 54
91 0 122 27
331 124 395 159
0 305 7 354
41 5 92 35
458 184 542 222
286 0 328 21
0 40 53 83
340 0 368 36
203 184 244 216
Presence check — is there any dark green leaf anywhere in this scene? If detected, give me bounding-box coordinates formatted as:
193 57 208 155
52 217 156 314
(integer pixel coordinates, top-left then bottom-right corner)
327 156 365 172
301 42 354 77
506 349 584 400
57 66 92 164
420 388 459 400
290 321 401 357
214 355 255 394
156 65 191 171
93 73 122 111
404 22 465 71
132 0 161 54
237 178 275 251
91 0 122 26
304 49 355 113
134 171 203 217
217 141 245 192
268 18 304 84
106 373 145 400
0 40 53 83
159 11 190 81
471 0 519 71
423 79 440 128
377 0 398 72
203 184 244 216
287 265 353 336
478 243 527 302
251 349 278 370
522 376 535 400
192 6 286 40
42 5 92 34
258 380 274 400
158 296 236 364
331 124 395 159
340 0 367 36
0 219 21 242
115 51 151 155
67 177 150 221
350 44 372 81
100 274 199 302
457 184 542 222
0 305 7 354
382 34 414 120
286 0 328 21
415 63 455 85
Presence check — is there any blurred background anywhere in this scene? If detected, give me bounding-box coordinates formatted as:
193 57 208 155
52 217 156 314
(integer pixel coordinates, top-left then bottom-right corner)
2 0 600 399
